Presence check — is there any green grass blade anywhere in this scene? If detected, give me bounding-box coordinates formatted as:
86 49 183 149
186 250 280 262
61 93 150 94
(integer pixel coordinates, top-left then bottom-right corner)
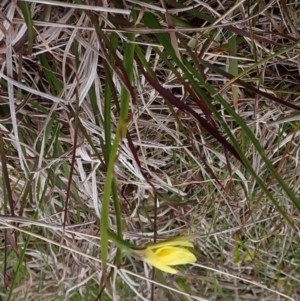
228 35 239 111
17 1 34 54
101 31 136 275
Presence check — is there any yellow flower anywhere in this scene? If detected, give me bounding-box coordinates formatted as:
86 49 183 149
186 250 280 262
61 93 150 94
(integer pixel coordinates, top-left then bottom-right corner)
133 237 197 274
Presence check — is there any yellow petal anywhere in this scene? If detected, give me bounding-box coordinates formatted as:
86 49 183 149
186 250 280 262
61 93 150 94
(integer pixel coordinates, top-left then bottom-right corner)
146 240 194 250
144 249 178 274
155 247 197 265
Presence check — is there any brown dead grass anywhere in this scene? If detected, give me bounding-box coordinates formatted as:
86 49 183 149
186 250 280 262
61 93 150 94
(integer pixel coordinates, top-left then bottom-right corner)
0 0 300 300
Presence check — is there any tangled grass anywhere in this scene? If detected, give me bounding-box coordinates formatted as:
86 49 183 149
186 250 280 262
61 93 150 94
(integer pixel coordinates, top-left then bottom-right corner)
1 0 300 300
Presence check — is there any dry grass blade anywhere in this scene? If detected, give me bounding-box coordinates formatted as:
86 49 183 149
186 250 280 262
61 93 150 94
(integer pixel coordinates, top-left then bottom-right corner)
19 0 131 14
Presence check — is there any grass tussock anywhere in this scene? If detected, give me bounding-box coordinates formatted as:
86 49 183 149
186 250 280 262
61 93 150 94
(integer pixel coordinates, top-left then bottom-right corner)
0 0 300 300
